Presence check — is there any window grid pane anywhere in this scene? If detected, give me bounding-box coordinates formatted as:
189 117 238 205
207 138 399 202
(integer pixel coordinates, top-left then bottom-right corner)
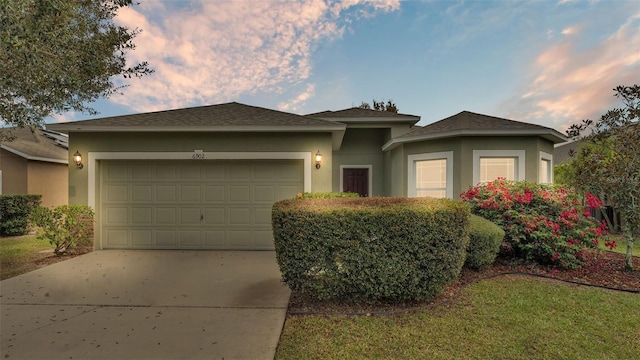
415 159 447 198
540 159 551 183
480 157 515 183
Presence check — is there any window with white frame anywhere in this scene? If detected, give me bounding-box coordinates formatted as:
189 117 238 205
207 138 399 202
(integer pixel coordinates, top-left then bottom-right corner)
408 152 453 199
539 151 553 183
473 150 525 184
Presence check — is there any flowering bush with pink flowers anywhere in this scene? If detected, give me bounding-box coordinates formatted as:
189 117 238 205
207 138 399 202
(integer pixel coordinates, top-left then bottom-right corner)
460 179 610 269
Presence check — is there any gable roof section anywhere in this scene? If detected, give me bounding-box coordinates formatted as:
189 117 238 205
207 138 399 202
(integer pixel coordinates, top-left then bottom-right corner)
47 102 347 150
307 107 420 126
49 102 346 132
383 111 567 151
0 127 69 164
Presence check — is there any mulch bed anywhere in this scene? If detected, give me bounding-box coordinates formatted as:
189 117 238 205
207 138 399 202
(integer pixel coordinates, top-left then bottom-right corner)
288 250 640 315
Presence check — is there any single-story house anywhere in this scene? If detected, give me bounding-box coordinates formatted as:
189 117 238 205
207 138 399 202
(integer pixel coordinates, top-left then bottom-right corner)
0 126 69 207
48 103 566 250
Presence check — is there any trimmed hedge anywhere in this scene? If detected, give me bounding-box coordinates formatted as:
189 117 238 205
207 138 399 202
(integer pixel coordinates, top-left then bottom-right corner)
464 214 505 270
294 192 360 199
0 194 42 236
272 197 470 303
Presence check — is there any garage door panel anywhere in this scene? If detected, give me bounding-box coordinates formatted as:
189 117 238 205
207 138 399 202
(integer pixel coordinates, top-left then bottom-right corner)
106 185 128 202
132 164 152 180
156 164 176 180
156 230 177 246
180 208 201 224
203 163 226 180
106 207 128 225
254 185 275 202
229 185 251 202
131 207 152 224
204 208 225 224
179 185 201 202
180 164 201 180
229 231 251 247
101 160 303 250
156 208 177 224
132 185 153 202
105 229 128 247
156 185 177 201
254 207 272 225
106 163 129 180
131 230 153 246
204 185 225 202
229 208 251 224
203 230 226 248
254 164 276 180
254 230 275 248
179 230 201 247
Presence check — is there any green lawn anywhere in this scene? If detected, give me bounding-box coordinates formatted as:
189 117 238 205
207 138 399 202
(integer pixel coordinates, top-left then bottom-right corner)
0 235 53 280
276 275 640 359
600 234 640 257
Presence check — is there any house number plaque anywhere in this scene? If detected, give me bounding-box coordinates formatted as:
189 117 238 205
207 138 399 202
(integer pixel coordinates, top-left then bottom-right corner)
192 150 205 159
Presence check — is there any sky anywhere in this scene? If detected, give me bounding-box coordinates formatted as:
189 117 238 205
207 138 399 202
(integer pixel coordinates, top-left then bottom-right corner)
52 0 639 133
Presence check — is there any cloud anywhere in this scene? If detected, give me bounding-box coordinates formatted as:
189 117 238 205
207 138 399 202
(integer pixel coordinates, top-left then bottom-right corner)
278 83 316 112
502 12 640 132
111 0 399 113
561 25 581 36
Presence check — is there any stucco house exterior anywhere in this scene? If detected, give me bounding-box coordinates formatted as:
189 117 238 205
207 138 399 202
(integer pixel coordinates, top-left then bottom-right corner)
48 102 566 250
0 127 69 207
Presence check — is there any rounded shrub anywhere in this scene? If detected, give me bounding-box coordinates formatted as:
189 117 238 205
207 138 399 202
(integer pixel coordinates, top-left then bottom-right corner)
464 214 505 270
272 197 470 303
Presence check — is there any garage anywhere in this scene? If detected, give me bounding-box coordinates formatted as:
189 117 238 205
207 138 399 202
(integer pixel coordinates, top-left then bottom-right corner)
100 159 303 250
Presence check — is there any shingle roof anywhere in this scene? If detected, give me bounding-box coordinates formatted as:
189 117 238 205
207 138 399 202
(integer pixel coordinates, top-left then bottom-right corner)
49 102 345 132
383 111 567 150
307 107 420 125
0 127 68 163
308 107 418 119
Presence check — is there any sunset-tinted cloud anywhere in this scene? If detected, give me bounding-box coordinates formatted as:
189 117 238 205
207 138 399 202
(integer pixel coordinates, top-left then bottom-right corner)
112 0 400 112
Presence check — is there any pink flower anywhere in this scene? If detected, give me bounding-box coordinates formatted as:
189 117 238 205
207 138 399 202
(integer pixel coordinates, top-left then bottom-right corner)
585 193 603 209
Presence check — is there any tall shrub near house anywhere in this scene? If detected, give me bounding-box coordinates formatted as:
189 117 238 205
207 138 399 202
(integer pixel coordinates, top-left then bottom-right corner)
0 194 41 236
31 205 94 256
461 179 610 269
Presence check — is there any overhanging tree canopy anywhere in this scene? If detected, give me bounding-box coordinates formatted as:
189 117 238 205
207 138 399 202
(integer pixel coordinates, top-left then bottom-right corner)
0 0 152 129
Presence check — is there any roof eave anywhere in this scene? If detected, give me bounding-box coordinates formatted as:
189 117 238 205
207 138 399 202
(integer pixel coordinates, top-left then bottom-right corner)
382 129 568 151
0 144 69 164
47 125 347 133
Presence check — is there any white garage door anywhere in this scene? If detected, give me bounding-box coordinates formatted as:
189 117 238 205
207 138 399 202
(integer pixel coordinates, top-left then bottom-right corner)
100 160 303 250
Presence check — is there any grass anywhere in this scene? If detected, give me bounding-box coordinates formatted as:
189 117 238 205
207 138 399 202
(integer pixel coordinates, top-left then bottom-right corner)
276 275 640 359
600 233 640 257
0 234 54 280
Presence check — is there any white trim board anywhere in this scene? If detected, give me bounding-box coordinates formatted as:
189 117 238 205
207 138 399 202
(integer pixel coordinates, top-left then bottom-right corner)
339 165 373 196
407 151 454 199
87 151 312 209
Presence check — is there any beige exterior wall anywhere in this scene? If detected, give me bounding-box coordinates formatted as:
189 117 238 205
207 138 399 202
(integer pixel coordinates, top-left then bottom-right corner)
68 131 333 206
0 148 28 195
27 161 68 207
0 149 68 206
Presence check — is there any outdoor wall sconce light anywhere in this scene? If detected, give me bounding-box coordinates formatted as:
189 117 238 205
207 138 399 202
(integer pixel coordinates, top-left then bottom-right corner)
73 150 84 169
315 150 322 169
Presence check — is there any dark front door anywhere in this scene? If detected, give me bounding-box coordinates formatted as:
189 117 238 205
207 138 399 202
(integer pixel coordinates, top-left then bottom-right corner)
343 168 369 197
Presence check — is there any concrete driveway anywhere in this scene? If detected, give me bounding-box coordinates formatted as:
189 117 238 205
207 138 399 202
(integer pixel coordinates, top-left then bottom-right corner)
0 250 291 360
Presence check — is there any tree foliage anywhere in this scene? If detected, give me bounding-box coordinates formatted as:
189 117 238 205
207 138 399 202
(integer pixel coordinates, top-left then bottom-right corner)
566 85 640 270
0 0 152 130
358 99 398 113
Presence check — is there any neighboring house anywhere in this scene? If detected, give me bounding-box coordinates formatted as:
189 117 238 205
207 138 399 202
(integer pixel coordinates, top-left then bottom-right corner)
48 103 566 250
0 127 69 207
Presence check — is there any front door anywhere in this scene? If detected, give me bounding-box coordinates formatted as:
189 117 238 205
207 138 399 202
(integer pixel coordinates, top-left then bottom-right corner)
343 168 369 197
